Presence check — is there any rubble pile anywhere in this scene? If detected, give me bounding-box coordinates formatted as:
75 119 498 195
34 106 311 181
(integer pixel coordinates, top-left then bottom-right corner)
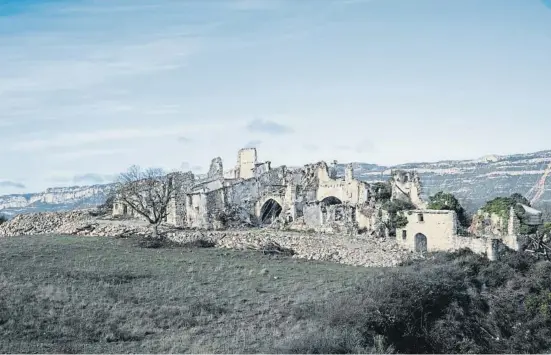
168 230 417 267
0 210 418 267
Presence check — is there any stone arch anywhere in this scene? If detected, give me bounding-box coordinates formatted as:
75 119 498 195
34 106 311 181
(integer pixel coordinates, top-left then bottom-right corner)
321 196 342 206
414 233 427 253
260 198 282 224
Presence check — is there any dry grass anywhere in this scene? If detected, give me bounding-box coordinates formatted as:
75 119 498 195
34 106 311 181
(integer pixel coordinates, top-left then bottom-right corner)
0 234 375 353
2 235 550 354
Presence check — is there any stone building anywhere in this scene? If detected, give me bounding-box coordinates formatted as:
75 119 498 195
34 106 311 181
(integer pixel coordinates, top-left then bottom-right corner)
396 209 498 258
113 148 426 233
113 147 530 259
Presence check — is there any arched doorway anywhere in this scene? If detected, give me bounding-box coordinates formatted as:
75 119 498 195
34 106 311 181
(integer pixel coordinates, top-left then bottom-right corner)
321 196 342 205
260 199 282 224
414 233 427 253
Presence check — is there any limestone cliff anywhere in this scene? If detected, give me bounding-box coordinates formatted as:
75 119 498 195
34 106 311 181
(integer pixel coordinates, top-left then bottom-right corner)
0 185 111 218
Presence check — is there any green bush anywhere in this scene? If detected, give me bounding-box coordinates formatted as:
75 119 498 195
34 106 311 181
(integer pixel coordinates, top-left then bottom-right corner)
0 214 7 225
372 182 392 202
382 199 416 232
289 249 551 353
482 193 537 235
427 191 470 227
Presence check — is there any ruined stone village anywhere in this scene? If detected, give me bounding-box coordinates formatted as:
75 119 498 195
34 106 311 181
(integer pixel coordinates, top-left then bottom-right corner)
0 147 545 267
106 147 543 262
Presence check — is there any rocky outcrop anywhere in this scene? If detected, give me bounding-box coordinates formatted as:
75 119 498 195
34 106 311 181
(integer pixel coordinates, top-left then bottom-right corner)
0 210 418 268
0 185 110 217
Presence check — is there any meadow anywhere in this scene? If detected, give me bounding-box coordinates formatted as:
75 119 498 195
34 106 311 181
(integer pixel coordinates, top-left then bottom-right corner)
1 234 550 353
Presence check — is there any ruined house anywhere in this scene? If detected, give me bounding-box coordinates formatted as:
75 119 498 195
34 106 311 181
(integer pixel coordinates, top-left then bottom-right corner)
113 148 426 232
113 147 531 259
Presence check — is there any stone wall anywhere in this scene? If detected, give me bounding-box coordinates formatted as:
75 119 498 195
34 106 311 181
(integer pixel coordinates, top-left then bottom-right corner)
397 210 458 252
390 170 426 209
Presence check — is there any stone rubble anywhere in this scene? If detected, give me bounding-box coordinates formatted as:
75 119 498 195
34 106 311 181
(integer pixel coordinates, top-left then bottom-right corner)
0 210 420 268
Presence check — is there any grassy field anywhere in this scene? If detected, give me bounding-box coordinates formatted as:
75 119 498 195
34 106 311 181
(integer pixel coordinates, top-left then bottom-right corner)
2 235 551 354
0 235 377 353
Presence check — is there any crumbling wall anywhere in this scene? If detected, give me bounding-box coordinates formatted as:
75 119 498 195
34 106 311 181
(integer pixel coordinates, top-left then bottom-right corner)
468 211 507 236
207 157 224 179
222 178 260 224
185 193 209 228
167 171 195 227
205 188 227 229
390 170 426 208
303 203 322 227
253 161 271 177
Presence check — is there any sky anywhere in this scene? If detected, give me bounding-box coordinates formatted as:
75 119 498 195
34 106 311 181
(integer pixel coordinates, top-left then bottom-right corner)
0 0 550 194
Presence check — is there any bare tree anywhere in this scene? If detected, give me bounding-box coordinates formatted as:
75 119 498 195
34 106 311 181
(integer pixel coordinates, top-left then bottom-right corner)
114 165 180 238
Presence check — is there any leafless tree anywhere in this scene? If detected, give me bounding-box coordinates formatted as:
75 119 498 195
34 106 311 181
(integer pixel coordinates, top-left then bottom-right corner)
114 165 180 238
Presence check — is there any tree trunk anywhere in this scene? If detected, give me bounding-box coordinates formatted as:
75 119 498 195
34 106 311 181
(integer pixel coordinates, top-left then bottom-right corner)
151 223 159 239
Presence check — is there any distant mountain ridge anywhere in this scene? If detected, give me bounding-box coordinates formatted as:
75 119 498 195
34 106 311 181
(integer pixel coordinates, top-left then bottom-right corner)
0 185 113 218
1 150 550 217
349 149 551 213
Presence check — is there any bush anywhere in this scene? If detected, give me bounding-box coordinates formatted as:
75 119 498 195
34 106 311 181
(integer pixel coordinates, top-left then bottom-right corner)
482 193 537 235
274 324 373 354
259 241 295 256
427 191 470 227
372 182 392 202
136 236 182 249
181 239 216 248
0 214 7 225
288 249 551 353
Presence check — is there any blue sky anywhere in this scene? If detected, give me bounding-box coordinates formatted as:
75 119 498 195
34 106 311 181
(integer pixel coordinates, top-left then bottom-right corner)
0 0 550 194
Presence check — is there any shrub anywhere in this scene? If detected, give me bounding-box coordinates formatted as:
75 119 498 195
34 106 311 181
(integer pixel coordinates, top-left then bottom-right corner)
427 191 470 227
372 182 391 202
181 239 216 248
274 324 373 354
0 214 7 225
136 236 182 249
259 241 295 256
289 249 551 354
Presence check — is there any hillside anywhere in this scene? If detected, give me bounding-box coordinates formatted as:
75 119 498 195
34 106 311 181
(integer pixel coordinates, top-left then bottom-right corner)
349 149 551 213
0 185 112 217
1 150 550 217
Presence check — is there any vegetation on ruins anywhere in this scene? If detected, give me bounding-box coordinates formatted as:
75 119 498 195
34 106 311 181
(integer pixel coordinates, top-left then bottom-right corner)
371 181 413 234
544 222 551 235
2 235 551 353
114 165 181 239
381 199 415 233
371 181 392 202
427 191 470 227
482 193 537 235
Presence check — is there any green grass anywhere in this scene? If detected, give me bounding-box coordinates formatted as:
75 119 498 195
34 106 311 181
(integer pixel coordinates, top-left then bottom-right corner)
0 235 376 353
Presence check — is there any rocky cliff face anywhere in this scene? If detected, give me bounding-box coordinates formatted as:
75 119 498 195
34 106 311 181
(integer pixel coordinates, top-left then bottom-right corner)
0 185 112 218
348 150 551 213
2 150 550 218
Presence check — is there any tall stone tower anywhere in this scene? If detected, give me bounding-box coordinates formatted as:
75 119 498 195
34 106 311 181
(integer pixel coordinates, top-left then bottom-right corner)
236 148 257 179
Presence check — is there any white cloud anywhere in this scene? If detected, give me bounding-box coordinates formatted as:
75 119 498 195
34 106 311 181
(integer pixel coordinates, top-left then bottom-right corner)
51 148 132 161
11 122 235 152
0 37 200 97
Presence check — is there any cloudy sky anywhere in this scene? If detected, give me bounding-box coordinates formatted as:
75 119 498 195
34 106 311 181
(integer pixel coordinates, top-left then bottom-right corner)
0 0 550 194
